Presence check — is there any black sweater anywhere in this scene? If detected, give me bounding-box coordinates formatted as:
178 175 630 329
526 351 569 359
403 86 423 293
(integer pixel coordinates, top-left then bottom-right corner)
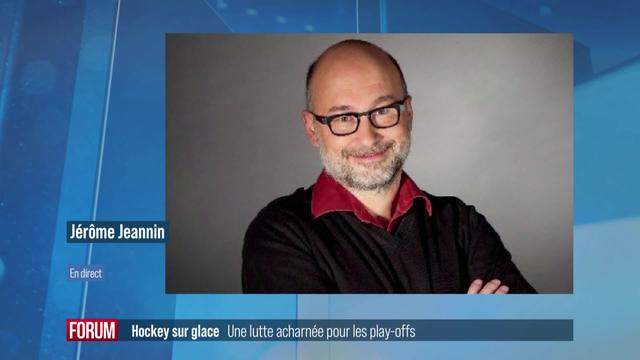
242 187 536 294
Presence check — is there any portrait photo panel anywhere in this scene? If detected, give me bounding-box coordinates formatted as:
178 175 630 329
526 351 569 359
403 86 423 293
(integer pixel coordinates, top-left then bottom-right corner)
166 34 572 293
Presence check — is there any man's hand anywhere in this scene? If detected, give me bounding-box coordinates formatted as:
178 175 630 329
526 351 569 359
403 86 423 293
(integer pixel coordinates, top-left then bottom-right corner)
467 279 509 294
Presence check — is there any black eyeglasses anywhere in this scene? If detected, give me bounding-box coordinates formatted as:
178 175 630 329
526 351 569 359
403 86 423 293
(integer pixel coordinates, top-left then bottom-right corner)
310 97 408 136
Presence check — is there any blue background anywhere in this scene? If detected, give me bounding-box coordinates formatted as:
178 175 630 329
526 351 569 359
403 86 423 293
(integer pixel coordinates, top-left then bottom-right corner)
0 0 638 359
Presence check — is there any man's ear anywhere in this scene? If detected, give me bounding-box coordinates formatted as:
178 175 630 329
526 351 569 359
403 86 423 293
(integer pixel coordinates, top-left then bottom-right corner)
404 95 413 131
302 110 320 147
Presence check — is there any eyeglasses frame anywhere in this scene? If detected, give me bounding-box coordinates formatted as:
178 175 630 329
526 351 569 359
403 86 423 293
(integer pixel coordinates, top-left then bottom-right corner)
309 96 409 136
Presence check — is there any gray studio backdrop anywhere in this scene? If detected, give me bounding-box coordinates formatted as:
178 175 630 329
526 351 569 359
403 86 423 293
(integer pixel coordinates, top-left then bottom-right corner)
166 34 572 293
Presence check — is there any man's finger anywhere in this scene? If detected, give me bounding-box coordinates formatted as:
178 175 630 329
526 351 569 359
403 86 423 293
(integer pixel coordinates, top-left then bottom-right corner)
495 285 509 294
467 279 483 294
479 279 501 294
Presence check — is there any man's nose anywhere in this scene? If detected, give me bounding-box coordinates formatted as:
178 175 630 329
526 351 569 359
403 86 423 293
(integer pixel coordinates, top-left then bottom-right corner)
353 115 381 144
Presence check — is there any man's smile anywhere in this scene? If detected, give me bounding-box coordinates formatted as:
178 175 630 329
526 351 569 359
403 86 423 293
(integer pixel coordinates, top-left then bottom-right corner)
345 141 394 165
349 147 389 163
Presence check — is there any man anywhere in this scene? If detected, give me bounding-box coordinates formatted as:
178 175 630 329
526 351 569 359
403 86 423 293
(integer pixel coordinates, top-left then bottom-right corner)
242 39 536 294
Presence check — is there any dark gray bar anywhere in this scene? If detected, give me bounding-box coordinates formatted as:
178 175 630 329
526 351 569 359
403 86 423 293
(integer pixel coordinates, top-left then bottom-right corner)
117 319 572 341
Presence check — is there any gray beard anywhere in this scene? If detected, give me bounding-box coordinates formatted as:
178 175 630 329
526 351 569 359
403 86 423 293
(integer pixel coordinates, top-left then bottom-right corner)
317 136 411 192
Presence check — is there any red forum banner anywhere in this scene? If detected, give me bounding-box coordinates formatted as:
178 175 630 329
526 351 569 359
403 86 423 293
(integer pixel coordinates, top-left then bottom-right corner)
67 319 119 341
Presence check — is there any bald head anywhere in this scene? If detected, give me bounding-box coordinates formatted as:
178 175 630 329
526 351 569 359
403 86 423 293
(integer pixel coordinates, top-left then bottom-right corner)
305 39 408 110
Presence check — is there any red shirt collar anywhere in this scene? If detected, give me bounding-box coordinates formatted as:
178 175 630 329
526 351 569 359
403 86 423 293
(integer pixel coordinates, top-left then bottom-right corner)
311 170 432 232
